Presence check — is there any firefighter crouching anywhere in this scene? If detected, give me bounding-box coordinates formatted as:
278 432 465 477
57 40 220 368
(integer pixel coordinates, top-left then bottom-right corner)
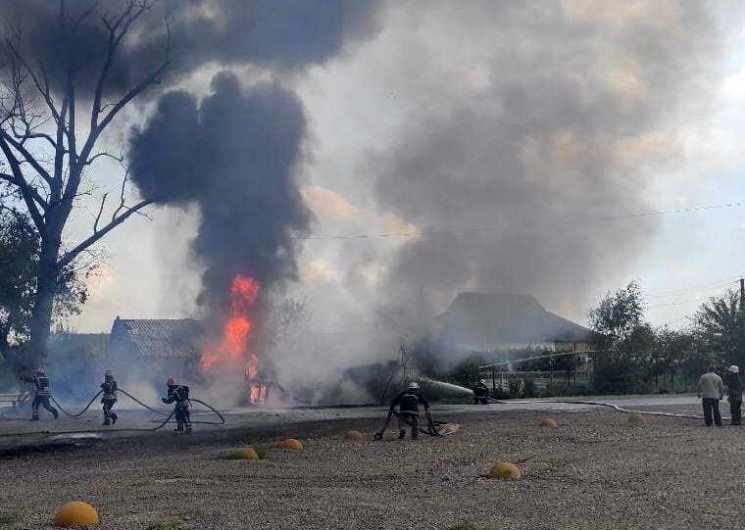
162 378 191 433
376 382 432 440
101 370 118 426
473 379 489 405
20 368 58 421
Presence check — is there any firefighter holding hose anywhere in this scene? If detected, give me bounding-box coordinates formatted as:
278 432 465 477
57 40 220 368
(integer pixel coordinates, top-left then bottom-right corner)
473 379 489 405
100 369 118 425
162 377 192 433
375 382 434 440
20 367 58 421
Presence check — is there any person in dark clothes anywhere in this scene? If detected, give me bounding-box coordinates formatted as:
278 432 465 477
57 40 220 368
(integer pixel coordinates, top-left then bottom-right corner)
473 379 489 404
697 366 725 427
162 377 191 433
375 382 433 440
20 368 58 421
724 365 743 426
100 370 118 426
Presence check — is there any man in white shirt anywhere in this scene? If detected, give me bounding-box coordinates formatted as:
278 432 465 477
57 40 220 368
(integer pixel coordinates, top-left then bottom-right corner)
697 366 725 427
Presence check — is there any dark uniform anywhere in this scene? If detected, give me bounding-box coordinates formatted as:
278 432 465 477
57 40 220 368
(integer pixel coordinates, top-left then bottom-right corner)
473 380 489 405
21 370 58 421
163 380 191 433
388 385 430 440
725 368 743 426
101 371 118 426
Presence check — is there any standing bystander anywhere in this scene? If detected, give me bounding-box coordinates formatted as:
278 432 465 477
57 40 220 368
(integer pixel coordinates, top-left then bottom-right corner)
724 365 743 426
697 366 725 427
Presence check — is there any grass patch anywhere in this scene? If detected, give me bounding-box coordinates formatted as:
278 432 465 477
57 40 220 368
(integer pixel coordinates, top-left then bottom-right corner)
0 512 19 526
178 509 205 521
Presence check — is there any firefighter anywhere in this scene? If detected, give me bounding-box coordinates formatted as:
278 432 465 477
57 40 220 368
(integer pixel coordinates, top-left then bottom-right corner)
100 370 118 426
473 379 489 405
20 368 58 421
162 377 191 433
375 382 432 440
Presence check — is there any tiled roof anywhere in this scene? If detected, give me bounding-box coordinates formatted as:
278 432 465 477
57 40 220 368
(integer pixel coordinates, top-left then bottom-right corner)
110 318 203 358
436 292 592 347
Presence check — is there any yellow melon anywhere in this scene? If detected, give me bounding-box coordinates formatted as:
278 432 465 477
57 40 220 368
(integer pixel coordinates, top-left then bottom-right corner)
275 438 303 451
53 501 99 527
230 446 259 460
488 461 521 480
540 417 558 428
342 430 365 441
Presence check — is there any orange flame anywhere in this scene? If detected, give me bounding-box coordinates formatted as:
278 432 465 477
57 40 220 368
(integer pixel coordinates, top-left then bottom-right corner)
200 275 260 372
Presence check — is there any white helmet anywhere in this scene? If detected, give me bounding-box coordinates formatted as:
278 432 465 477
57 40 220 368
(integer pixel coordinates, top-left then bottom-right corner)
479 379 486 385
408 382 420 390
729 365 740 374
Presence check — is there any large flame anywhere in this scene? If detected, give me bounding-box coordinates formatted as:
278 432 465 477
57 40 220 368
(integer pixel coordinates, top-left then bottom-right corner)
199 275 260 372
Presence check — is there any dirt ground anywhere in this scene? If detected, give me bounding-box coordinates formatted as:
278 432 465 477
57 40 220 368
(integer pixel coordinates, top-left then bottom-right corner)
0 408 743 529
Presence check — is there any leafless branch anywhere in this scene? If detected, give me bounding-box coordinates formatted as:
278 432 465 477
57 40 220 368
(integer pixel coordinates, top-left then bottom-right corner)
85 151 123 166
93 191 108 233
58 197 156 269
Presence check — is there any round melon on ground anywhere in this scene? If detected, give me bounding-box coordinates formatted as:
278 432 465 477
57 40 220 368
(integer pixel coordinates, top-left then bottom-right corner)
54 501 99 527
229 446 259 460
275 438 304 451
342 430 365 441
488 461 521 480
540 417 558 428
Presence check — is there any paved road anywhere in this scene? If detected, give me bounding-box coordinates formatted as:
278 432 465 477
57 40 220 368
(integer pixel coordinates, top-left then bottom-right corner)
0 393 707 450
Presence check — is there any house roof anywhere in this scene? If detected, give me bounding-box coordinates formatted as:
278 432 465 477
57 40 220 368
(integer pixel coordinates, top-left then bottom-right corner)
109 318 203 358
435 292 591 347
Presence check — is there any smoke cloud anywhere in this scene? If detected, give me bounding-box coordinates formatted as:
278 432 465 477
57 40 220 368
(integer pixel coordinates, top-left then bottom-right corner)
129 73 309 315
0 0 380 98
361 0 724 327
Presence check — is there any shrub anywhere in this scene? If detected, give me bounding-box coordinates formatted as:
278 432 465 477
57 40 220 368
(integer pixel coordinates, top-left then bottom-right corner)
508 379 522 397
522 378 539 398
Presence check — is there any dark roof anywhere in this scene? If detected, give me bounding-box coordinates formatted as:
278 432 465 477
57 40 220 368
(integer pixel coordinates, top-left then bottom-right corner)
435 292 591 347
109 318 202 358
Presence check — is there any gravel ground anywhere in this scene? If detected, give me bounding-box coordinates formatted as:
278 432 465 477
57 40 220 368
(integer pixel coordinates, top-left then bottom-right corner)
0 408 742 529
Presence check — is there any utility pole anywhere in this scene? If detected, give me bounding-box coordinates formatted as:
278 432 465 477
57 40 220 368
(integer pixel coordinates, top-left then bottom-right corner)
740 277 744 313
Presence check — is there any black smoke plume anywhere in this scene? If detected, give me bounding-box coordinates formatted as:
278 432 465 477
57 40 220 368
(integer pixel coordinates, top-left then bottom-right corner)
0 0 380 98
129 73 309 314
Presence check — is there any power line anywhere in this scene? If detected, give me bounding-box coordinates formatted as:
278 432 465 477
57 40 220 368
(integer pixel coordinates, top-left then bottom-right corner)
293 200 745 240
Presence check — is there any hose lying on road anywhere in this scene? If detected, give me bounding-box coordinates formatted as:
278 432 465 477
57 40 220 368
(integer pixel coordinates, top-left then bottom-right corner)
0 388 225 438
566 400 706 420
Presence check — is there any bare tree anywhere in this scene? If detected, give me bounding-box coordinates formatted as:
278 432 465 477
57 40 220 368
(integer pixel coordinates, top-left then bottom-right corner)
0 0 168 367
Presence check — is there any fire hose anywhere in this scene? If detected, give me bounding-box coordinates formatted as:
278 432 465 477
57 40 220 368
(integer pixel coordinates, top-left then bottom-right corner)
0 388 225 438
50 390 103 418
373 410 447 439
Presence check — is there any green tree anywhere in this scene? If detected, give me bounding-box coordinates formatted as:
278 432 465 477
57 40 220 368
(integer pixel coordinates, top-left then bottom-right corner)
0 208 90 376
694 289 744 368
590 281 644 353
589 281 652 394
0 1 168 367
0 209 38 353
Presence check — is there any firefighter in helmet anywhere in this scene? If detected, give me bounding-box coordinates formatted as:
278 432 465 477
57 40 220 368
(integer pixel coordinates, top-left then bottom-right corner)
473 378 489 405
376 382 432 440
162 377 191 433
20 367 58 421
100 369 118 425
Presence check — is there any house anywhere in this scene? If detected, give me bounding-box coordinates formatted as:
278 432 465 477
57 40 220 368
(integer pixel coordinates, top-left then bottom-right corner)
434 292 593 354
105 317 204 385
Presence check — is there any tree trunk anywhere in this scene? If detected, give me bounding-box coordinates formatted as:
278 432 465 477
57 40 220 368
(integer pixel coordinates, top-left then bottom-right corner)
27 238 60 370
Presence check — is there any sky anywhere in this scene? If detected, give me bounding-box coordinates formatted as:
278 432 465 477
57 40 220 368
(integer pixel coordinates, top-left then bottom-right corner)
59 0 745 337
